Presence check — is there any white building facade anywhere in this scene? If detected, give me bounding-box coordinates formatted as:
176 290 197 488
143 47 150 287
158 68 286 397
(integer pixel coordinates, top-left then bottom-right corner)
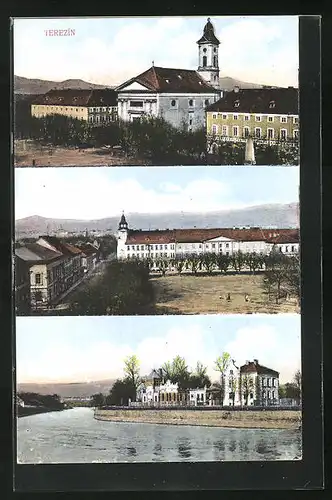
115 19 222 131
116 214 299 264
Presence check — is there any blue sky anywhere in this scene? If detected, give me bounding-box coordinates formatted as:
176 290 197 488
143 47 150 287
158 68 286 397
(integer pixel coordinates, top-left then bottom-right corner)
13 16 298 87
15 166 299 220
16 314 301 384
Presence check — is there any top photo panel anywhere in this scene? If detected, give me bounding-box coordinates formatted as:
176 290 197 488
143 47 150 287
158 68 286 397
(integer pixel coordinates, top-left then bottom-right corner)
13 16 299 168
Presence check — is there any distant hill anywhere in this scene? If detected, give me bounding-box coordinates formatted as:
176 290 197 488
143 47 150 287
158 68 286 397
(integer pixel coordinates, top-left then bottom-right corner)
14 74 270 95
17 379 115 398
15 203 299 237
14 75 113 95
219 76 268 90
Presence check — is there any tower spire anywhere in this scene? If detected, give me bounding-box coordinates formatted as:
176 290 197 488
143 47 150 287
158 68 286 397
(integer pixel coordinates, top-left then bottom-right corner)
197 17 221 90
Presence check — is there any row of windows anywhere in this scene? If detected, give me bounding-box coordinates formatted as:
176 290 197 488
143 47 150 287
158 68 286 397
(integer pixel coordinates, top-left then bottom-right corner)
211 113 298 124
279 245 297 253
170 98 210 108
211 125 299 140
89 107 114 112
88 115 115 123
127 244 175 251
262 377 277 387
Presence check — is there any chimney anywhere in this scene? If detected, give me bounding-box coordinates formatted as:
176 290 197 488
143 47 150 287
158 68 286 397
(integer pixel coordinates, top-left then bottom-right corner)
254 359 258 365
234 85 240 93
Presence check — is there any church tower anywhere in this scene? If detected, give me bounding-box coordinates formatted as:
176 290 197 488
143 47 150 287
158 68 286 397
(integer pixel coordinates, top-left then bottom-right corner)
117 212 128 259
197 18 220 89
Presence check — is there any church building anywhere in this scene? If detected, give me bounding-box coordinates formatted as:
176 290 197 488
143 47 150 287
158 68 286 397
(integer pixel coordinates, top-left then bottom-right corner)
115 18 222 131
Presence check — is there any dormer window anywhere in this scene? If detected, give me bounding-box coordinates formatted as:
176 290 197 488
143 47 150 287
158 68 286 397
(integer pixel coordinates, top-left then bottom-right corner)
198 81 202 85
269 101 276 108
165 79 170 83
234 100 240 108
177 74 182 80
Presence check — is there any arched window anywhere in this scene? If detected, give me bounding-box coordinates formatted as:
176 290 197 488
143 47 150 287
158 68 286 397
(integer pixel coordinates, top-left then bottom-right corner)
203 55 207 67
171 99 176 107
203 48 207 53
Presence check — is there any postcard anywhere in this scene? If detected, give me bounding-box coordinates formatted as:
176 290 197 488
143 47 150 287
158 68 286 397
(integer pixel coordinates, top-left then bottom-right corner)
13 16 299 167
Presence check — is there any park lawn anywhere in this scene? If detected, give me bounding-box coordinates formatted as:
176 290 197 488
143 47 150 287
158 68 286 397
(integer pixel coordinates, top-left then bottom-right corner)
150 273 300 315
14 140 148 167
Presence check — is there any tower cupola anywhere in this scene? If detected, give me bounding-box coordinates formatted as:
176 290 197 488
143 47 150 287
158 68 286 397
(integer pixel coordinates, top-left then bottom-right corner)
118 212 128 231
197 18 220 89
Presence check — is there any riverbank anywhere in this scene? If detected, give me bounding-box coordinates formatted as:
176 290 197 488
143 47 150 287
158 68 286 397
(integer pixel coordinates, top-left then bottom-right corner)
18 406 67 418
94 409 302 430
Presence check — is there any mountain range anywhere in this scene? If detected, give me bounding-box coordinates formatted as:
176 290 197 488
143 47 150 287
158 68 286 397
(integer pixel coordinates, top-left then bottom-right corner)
15 203 299 237
14 75 268 95
18 380 115 398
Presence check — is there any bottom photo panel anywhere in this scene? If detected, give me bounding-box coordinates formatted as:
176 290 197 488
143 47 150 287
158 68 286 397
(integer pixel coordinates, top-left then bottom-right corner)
15 314 302 464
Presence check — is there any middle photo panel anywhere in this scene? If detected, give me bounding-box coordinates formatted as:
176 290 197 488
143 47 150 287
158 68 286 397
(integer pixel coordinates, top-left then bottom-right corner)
15 165 300 317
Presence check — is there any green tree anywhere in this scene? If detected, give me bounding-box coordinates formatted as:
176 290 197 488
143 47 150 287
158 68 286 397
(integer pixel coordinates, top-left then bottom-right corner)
156 257 170 276
215 253 230 274
232 250 246 273
187 253 201 274
172 255 185 275
201 253 216 274
91 393 105 408
105 379 136 406
214 352 231 404
123 355 141 399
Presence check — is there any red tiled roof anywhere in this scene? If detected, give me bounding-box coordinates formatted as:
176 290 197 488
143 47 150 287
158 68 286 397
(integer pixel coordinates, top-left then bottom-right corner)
125 228 299 245
240 361 279 377
37 236 82 256
32 88 117 107
117 66 218 94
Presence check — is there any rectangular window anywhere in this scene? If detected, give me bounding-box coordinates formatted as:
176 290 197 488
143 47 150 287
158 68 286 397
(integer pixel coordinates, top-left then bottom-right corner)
221 113 227 119
136 245 140 251
130 101 143 107
233 114 238 120
212 243 216 249
293 116 299 124
226 243 229 248
280 116 287 123
132 245 135 250
35 273 41 284
212 113 217 119
267 128 274 139
255 115 262 122
243 126 250 138
164 245 168 249
244 114 250 121
293 129 299 139
233 126 239 137
280 129 287 140
268 116 274 122
222 125 228 136
212 124 218 134
140 245 144 250
255 127 261 138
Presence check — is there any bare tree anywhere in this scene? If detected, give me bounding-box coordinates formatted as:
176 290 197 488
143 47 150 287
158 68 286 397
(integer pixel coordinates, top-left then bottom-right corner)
241 374 254 405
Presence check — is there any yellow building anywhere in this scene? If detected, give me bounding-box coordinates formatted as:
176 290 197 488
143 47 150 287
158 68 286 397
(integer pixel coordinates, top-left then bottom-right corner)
31 88 118 125
206 87 299 150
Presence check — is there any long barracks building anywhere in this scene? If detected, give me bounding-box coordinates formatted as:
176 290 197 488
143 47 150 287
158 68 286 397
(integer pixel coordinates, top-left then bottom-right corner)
116 214 299 262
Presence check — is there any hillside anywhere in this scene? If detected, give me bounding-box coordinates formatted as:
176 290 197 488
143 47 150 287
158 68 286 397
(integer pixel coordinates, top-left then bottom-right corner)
14 75 112 95
17 379 115 398
15 203 299 238
14 74 268 95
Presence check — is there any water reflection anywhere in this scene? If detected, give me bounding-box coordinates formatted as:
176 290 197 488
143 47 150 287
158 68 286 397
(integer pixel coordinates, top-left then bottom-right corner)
17 408 302 464
177 437 192 459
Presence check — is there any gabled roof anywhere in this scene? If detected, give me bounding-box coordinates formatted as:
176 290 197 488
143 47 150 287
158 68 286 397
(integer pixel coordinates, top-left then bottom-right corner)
15 243 63 264
78 244 99 256
37 236 82 256
32 88 117 107
125 228 299 245
206 87 299 115
116 66 218 94
197 18 220 45
240 361 279 377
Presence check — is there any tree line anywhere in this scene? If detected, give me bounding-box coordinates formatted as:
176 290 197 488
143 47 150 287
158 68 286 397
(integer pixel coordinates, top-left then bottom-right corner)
15 109 299 165
91 353 302 408
17 392 65 410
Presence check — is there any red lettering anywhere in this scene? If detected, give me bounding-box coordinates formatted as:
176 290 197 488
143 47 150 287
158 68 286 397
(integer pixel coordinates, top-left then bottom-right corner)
49 30 54 36
59 29 64 36
70 29 75 36
54 30 59 36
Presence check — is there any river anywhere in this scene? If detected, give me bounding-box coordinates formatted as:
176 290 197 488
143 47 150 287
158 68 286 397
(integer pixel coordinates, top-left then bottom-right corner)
17 407 302 463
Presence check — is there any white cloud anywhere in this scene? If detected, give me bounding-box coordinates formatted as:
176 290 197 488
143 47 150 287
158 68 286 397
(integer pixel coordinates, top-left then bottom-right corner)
224 320 301 383
15 169 244 220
